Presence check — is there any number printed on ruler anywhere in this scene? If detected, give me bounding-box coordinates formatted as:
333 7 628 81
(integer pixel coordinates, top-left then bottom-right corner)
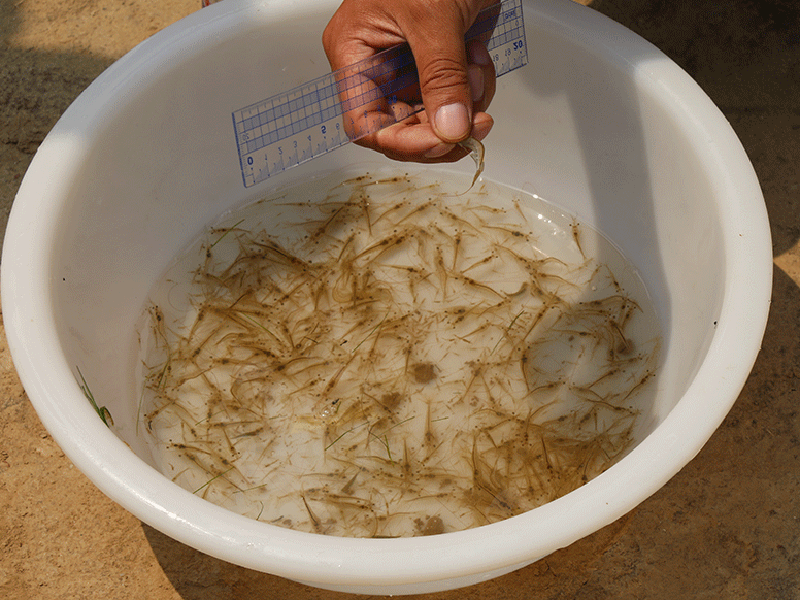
232 0 528 188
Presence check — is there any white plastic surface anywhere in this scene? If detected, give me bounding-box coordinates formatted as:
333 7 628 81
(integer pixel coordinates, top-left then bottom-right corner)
1 0 771 594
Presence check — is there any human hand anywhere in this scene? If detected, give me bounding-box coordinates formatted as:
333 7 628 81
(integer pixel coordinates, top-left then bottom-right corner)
322 0 498 163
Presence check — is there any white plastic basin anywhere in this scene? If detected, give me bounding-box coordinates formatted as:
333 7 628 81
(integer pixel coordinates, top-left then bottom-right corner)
1 0 771 594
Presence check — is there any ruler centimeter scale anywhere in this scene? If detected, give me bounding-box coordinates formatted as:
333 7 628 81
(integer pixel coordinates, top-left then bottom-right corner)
233 0 528 188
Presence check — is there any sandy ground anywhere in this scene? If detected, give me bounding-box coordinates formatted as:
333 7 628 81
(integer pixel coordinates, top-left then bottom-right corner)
1 0 799 598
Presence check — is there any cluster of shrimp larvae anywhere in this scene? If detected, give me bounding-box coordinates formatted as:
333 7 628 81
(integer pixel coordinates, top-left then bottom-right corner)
139 170 660 538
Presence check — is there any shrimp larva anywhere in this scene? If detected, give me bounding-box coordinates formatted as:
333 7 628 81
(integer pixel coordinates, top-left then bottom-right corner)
137 169 662 538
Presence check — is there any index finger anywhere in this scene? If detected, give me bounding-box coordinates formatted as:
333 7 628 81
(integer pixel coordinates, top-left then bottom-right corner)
333 43 425 143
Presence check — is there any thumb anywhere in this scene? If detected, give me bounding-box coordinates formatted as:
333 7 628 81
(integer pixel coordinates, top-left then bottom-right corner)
403 3 483 143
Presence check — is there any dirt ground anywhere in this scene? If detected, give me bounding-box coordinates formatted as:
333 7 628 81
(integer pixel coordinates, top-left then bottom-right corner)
1 0 799 598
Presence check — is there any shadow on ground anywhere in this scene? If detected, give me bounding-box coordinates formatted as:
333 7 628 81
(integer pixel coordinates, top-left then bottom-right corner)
0 46 112 248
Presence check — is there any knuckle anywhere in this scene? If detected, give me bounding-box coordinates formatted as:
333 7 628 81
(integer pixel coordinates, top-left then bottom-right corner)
419 58 469 98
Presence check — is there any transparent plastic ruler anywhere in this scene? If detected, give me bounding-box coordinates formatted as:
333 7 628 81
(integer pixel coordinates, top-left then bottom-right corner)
232 0 527 188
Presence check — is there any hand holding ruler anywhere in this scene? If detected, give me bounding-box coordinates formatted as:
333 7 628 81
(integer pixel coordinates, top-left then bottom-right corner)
232 0 528 188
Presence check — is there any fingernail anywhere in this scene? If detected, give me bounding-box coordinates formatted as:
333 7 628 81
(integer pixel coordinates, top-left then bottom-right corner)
468 65 484 102
469 42 492 67
424 142 455 159
471 119 493 141
425 143 456 158
433 103 470 141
